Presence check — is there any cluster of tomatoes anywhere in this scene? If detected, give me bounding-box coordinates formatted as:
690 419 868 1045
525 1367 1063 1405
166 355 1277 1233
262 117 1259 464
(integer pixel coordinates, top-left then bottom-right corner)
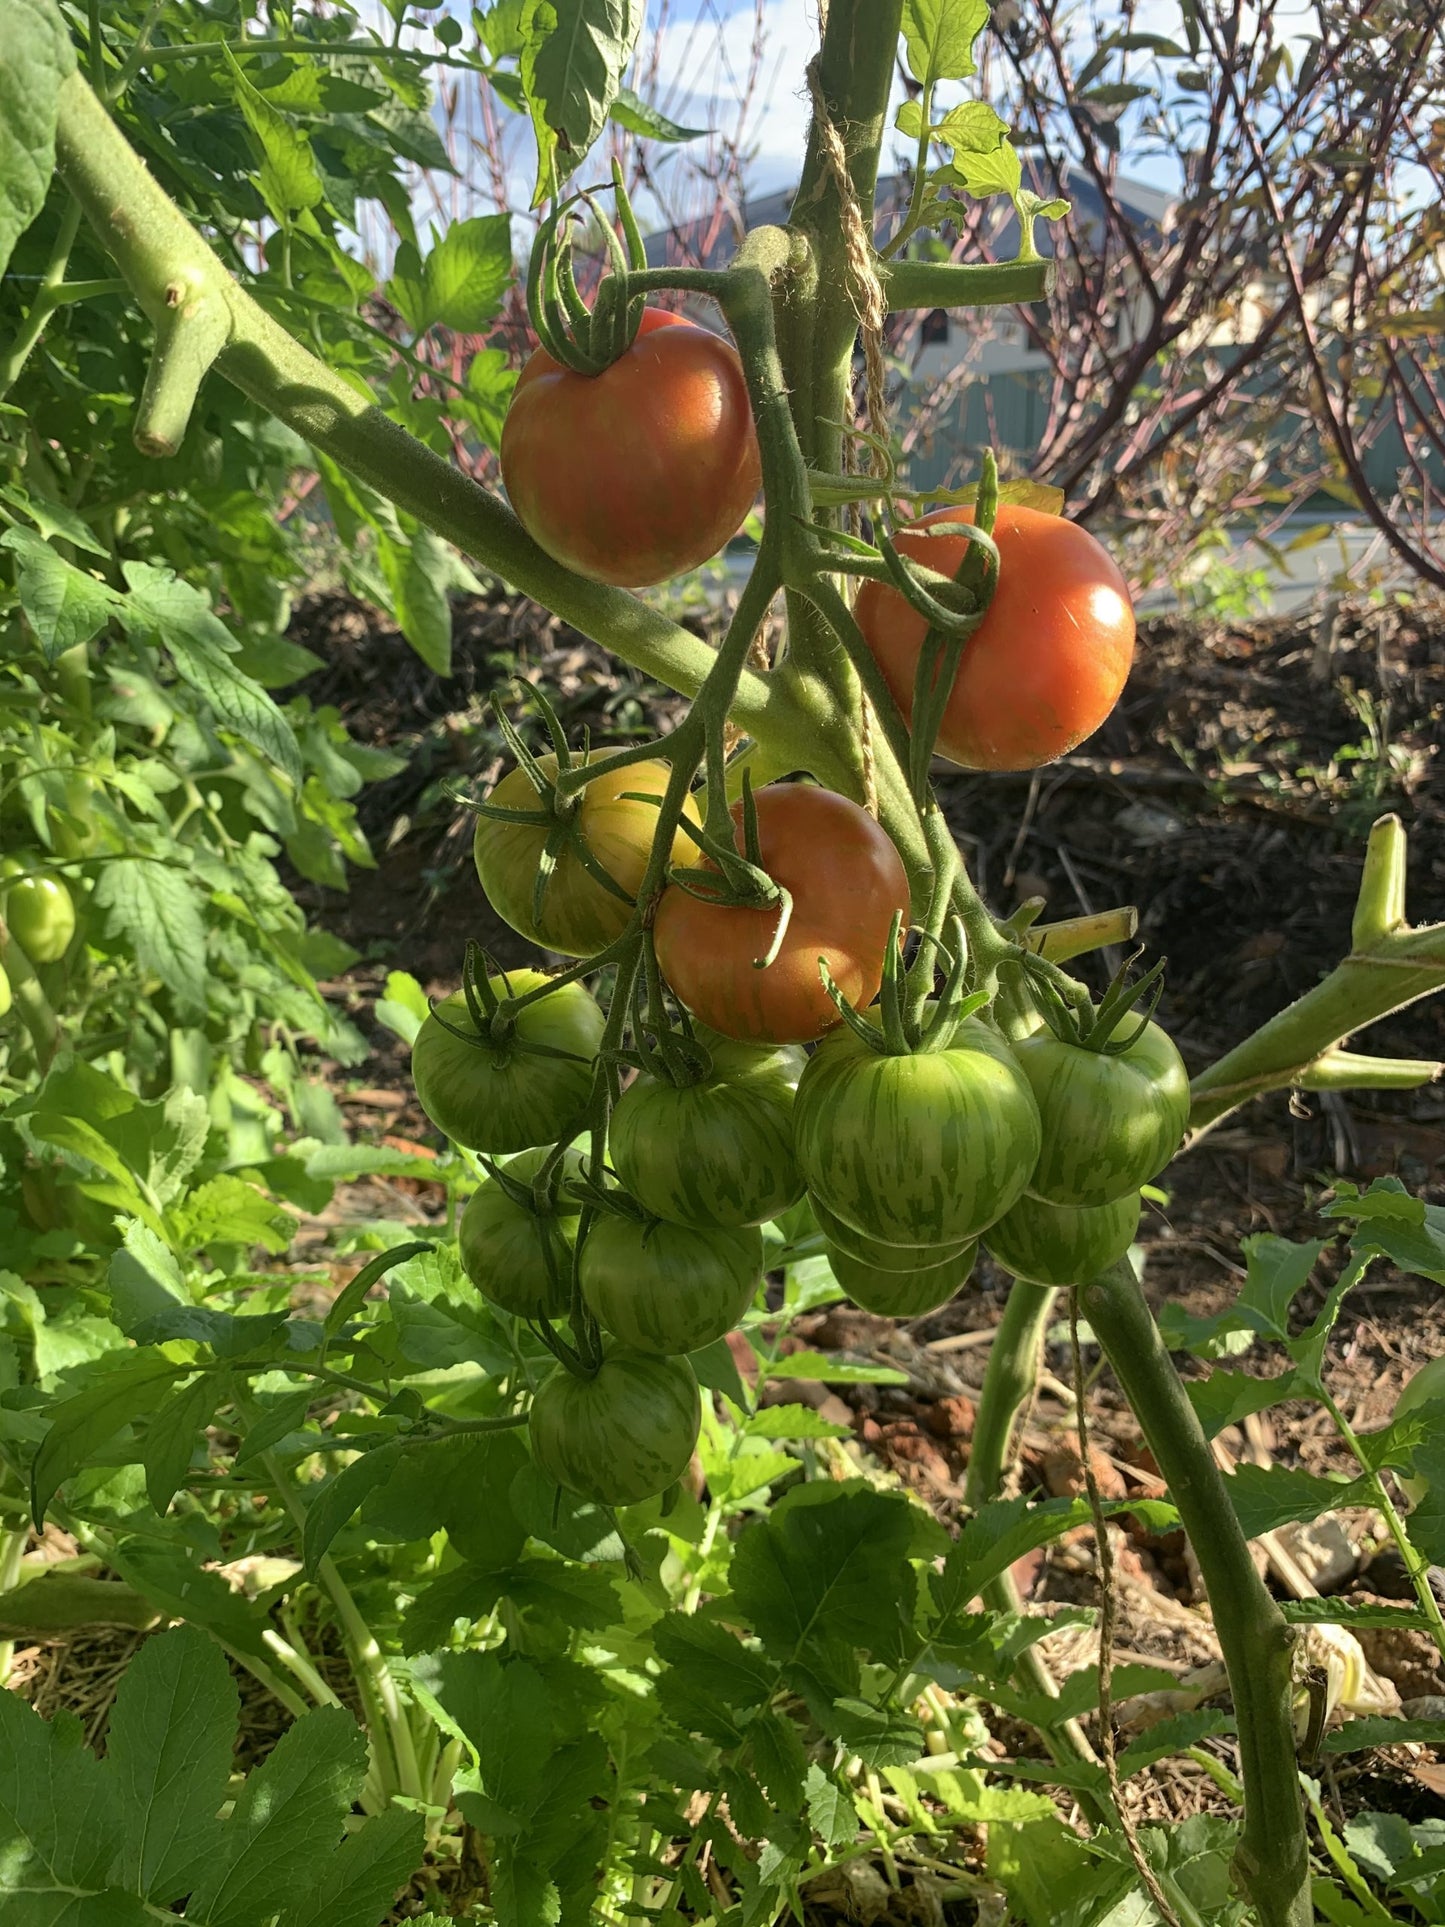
413 768 1189 1510
408 304 1154 1508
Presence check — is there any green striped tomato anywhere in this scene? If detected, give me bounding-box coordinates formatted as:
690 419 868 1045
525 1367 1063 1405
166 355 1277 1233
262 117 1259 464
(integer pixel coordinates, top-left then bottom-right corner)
581 1214 762 1354
984 1188 1140 1287
1015 1020 1189 1206
528 1347 702 1505
411 970 603 1152
459 1147 583 1319
795 1017 1042 1246
825 1238 977 1318
810 1194 972 1273
607 1035 805 1228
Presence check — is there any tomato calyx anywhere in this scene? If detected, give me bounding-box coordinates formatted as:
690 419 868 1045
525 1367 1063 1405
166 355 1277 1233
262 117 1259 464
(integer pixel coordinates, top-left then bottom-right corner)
820 910 988 1058
525 158 649 377
430 942 599 1071
664 774 796 971
1019 945 1168 1057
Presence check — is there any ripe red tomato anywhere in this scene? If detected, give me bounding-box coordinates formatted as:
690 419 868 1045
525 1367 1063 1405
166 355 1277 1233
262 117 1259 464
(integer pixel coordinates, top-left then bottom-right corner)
853 503 1135 771
500 309 762 588
652 785 910 1046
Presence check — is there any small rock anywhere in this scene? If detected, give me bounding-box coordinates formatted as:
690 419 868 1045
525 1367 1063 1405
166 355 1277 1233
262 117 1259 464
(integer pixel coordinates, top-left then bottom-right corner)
1041 1442 1128 1501
925 1394 977 1440
1346 1594 1445 1702
1401 1695 1445 1720
1276 1515 1361 1593
879 1423 955 1489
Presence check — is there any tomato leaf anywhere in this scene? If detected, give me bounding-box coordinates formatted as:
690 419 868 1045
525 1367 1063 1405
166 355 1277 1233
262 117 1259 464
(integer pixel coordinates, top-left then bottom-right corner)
421 213 513 333
0 0 74 278
106 1627 236 1904
519 0 642 206
30 1351 186 1525
608 87 706 142
302 1438 410 1573
901 0 992 85
141 1373 221 1516
1224 1462 1374 1538
1 526 124 661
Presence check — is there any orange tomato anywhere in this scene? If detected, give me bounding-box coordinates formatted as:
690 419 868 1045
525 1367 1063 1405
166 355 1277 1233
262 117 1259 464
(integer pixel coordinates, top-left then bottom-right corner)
653 785 910 1045
854 503 1135 771
500 309 761 588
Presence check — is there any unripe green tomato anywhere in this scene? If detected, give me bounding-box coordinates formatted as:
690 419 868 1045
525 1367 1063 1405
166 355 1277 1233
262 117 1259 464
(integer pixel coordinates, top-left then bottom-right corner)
581 1213 763 1355
825 1237 977 1318
0 962 10 1019
0 859 77 964
459 1146 583 1320
795 1016 1042 1246
1013 1018 1189 1207
607 1034 806 1229
984 1189 1141 1287
528 1347 702 1506
410 970 604 1153
1392 1358 1445 1508
810 1193 972 1274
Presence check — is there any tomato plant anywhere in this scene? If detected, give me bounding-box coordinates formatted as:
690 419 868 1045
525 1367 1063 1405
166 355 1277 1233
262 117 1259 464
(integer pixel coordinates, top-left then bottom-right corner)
983 1188 1141 1287
459 1146 584 1319
653 785 910 1044
0 860 76 963
527 1347 703 1505
825 1236 977 1317
795 1016 1042 1245
500 310 761 588
411 969 603 1152
853 504 1136 771
1014 1018 1189 1207
580 1212 762 1353
474 752 700 958
1391 1358 1445 1507
607 1033 805 1226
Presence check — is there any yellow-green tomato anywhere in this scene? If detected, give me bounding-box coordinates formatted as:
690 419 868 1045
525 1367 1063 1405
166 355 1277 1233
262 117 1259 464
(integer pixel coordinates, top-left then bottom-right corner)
580 1213 762 1355
459 1146 583 1320
0 859 77 964
984 1189 1141 1287
0 962 10 1018
410 969 604 1153
607 1035 806 1228
1013 1019 1189 1207
825 1237 977 1318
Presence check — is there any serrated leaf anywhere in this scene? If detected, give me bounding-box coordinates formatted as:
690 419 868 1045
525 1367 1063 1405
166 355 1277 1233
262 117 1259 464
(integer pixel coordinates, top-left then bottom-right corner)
1117 1709 1233 1778
0 481 109 555
31 1353 185 1524
235 1388 316 1468
92 856 209 1012
1281 1596 1434 1629
804 1762 858 1848
609 87 706 141
2 525 124 660
1225 1461 1373 1537
1186 1366 1304 1439
764 1350 908 1386
378 528 455 675
142 1373 220 1515
901 0 991 84
1323 1716 1445 1754
105 1626 237 1903
422 213 512 332
225 45 325 216
275 1804 424 1927
519 0 642 206
303 1439 410 1572
0 0 75 277
187 1707 370 1927
0 1674 125 1901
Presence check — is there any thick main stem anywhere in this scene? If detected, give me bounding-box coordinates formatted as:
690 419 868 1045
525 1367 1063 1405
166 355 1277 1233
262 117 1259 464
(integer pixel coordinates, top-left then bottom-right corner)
1082 1261 1310 1927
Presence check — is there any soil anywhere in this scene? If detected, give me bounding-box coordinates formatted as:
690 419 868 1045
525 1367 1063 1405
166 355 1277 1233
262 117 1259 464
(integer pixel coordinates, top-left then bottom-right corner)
11 585 1445 1916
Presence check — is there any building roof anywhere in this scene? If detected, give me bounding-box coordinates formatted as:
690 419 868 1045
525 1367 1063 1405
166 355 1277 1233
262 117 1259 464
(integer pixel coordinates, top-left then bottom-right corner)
645 161 1171 270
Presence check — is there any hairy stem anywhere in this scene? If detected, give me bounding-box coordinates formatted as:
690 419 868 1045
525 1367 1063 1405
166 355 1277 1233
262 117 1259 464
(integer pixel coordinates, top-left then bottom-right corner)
1081 1261 1310 1927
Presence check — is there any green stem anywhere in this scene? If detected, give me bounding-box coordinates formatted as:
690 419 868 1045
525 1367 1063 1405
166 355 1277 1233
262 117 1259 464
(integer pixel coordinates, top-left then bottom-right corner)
1081 1261 1311 1927
962 1282 1106 1796
49 72 799 755
879 257 1055 311
1189 815 1445 1133
0 1524 26 1684
1317 1384 1445 1666
0 924 61 1069
0 197 82 399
